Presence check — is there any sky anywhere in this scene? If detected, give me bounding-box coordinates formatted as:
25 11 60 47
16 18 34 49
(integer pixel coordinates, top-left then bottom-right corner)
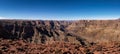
0 0 120 20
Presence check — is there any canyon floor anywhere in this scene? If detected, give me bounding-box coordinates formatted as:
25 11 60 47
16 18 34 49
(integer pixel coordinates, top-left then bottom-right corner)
0 20 120 54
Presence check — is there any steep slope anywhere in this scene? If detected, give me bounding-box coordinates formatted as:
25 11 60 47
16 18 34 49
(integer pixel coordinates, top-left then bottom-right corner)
0 20 120 54
0 20 120 45
67 20 120 43
0 20 86 45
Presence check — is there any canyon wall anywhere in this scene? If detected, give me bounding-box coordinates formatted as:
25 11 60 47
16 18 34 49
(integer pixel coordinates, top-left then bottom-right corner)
0 20 120 44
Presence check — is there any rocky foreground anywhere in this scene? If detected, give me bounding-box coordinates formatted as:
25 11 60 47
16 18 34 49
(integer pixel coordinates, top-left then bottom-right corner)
0 40 120 54
0 20 120 54
0 39 120 54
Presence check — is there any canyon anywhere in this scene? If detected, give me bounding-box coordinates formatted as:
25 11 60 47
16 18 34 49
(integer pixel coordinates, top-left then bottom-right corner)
0 20 120 54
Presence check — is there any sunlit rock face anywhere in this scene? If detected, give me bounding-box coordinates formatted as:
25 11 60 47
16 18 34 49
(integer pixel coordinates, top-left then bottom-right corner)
0 20 120 44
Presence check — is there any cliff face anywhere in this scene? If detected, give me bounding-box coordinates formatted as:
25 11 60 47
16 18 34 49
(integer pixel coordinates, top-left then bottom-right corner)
0 20 120 44
0 20 77 44
67 20 120 43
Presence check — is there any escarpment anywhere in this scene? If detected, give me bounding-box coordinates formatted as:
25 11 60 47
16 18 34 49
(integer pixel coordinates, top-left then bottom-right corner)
0 20 81 44
0 20 120 45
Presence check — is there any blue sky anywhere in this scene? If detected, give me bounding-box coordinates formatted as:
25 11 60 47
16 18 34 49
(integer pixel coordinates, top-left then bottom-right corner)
0 0 120 20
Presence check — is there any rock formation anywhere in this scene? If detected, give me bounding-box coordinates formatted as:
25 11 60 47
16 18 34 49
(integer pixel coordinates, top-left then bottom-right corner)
0 20 120 44
0 20 80 44
0 20 120 54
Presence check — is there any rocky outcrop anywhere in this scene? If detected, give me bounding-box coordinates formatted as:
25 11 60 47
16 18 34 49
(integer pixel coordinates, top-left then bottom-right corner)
0 20 120 44
1 20 120 54
0 20 78 44
67 20 120 43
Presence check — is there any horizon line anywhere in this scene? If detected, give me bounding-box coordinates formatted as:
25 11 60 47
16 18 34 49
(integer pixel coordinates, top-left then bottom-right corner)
0 16 119 21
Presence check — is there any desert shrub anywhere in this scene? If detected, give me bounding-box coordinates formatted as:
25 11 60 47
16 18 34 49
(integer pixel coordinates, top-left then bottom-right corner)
55 49 62 54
